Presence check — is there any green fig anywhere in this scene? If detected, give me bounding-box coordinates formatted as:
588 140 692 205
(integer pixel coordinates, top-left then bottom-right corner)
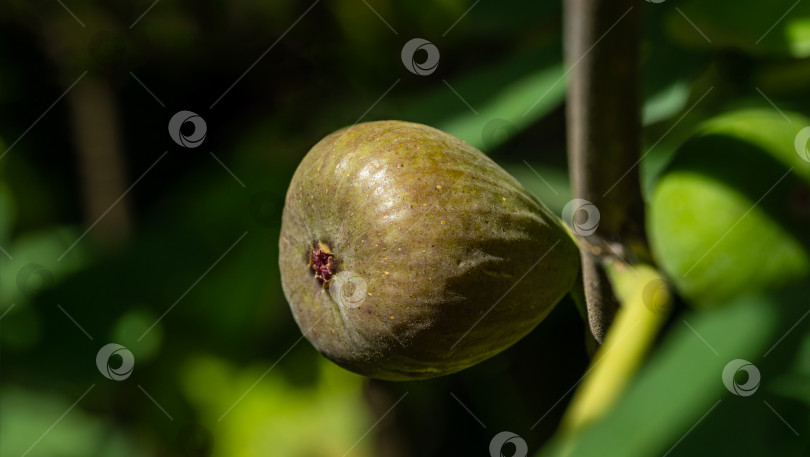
648 110 810 307
279 121 579 380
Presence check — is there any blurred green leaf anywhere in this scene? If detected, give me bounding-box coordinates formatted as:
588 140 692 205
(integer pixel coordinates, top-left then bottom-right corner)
0 227 86 307
0 386 149 457
666 0 810 57
643 81 691 125
648 107 810 306
540 289 809 457
396 42 565 152
699 108 810 182
180 355 373 457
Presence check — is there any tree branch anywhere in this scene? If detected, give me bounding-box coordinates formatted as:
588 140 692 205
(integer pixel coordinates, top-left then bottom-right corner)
564 0 645 342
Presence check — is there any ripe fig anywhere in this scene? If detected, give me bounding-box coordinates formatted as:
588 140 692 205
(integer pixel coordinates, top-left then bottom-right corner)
648 110 810 307
279 121 579 380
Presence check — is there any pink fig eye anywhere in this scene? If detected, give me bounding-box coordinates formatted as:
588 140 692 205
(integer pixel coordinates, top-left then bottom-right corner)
311 244 335 283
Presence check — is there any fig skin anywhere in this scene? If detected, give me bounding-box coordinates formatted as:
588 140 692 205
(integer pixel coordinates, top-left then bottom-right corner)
279 121 579 380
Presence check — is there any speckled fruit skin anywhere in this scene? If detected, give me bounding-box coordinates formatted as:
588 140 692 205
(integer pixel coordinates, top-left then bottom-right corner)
279 121 580 380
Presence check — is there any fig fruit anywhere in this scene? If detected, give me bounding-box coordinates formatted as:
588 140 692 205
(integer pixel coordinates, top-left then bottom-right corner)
648 110 810 307
279 121 579 380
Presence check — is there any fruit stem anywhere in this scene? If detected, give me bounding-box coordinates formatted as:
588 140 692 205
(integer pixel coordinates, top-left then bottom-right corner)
563 0 645 342
558 261 672 436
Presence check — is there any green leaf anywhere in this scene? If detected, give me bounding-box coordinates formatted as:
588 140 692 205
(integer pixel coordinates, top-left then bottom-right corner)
540 290 809 457
0 386 149 457
698 109 810 182
666 0 810 57
395 42 565 152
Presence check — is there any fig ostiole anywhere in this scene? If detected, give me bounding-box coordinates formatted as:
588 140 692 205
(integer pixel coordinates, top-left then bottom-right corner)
279 120 580 380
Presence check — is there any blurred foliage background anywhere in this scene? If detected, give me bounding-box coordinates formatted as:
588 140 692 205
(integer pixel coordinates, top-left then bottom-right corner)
0 0 808 456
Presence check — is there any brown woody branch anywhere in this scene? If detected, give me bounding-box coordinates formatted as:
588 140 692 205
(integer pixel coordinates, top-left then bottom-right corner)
564 0 645 342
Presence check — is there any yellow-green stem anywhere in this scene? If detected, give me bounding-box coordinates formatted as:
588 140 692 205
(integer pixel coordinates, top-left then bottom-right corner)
559 261 672 435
